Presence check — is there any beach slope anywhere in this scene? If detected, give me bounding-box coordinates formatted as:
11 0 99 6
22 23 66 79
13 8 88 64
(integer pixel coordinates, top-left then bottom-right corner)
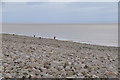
2 34 118 78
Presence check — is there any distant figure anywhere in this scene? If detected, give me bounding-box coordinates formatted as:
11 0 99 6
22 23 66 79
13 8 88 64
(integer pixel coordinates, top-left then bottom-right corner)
13 34 15 36
54 36 56 39
39 37 41 39
34 35 35 37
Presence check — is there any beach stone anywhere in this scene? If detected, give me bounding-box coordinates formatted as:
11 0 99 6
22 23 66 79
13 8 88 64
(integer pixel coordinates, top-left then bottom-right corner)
43 62 51 69
77 73 83 76
65 66 71 71
40 67 47 72
66 71 74 76
92 74 99 78
2 34 118 78
56 66 64 71
105 71 117 78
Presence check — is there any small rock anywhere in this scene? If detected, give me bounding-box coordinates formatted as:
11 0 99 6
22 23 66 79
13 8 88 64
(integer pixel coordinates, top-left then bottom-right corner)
65 66 71 71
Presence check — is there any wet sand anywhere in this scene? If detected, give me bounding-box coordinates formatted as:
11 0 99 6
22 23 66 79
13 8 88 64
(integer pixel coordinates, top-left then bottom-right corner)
1 33 118 78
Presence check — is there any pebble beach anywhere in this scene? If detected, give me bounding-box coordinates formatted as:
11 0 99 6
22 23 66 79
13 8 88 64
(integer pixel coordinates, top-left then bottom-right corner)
1 33 118 78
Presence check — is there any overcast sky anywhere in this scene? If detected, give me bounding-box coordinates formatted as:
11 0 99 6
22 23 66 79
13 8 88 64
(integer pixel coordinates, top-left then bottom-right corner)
1 0 119 2
1 2 118 23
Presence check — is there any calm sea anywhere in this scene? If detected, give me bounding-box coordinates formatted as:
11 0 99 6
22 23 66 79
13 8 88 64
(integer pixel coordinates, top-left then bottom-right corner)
2 24 118 47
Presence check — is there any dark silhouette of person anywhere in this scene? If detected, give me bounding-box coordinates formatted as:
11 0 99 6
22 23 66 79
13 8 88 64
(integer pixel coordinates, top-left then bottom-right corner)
34 35 35 37
54 36 56 39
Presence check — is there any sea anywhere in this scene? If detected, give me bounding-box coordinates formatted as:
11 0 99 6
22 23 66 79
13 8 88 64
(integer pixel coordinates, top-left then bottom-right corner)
2 23 118 47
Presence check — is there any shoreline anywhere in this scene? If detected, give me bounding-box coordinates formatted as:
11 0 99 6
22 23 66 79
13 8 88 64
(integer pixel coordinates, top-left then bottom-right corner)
1 33 118 48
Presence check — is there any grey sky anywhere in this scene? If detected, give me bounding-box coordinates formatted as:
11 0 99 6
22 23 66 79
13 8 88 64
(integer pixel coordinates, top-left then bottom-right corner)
1 2 118 23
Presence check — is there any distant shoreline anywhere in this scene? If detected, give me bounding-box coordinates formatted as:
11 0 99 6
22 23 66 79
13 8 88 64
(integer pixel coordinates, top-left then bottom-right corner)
1 33 118 48
2 23 118 47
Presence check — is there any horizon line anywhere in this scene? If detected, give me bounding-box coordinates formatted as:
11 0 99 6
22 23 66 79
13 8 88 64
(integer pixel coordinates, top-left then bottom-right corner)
1 22 118 25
